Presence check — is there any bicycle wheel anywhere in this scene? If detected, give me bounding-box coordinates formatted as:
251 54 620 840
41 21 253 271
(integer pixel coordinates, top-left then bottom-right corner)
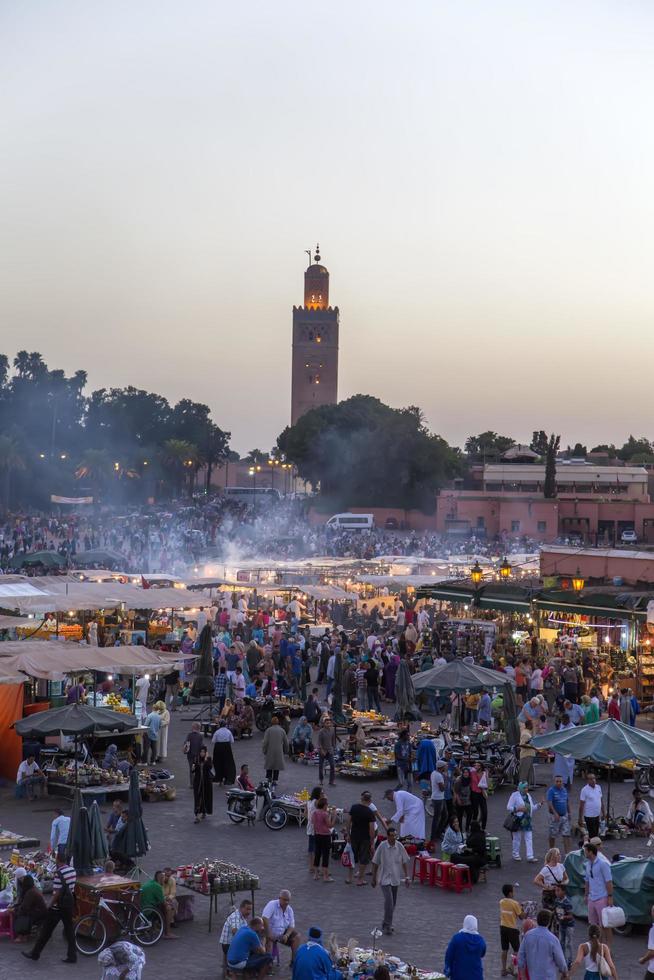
75 914 107 955
132 907 164 946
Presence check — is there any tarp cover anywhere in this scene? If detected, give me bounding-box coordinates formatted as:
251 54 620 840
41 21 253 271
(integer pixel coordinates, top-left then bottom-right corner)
564 849 654 924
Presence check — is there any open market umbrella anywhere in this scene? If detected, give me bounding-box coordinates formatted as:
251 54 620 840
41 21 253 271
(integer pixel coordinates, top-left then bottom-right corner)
13 703 138 786
65 787 84 863
112 768 149 861
9 550 67 570
394 659 422 722
72 806 94 876
191 623 214 697
71 550 128 569
531 718 654 813
413 659 516 695
88 800 108 863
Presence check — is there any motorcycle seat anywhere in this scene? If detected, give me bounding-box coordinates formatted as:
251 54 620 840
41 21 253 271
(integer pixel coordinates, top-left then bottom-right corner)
228 788 256 800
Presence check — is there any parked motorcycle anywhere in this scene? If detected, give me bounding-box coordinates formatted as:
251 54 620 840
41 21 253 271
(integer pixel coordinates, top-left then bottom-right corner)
226 780 289 830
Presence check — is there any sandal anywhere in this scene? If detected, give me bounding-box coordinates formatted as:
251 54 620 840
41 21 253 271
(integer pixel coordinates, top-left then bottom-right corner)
324 877 335 882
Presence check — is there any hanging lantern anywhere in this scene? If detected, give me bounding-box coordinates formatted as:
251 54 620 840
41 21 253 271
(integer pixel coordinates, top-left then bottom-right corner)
499 557 512 580
571 568 585 593
470 561 483 585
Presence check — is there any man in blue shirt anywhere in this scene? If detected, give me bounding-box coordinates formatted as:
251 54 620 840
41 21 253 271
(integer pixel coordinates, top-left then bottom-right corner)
563 699 585 726
477 689 492 727
292 926 343 980
227 917 272 978
546 775 571 853
518 909 568 980
144 709 161 764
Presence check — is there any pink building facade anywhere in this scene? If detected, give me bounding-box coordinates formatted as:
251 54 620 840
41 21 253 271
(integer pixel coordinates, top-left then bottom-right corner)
435 490 654 544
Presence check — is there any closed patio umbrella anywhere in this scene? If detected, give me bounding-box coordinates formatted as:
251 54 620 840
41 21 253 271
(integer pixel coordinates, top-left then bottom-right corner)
191 623 214 697
330 650 346 724
112 768 149 860
72 805 94 876
88 800 108 864
394 659 422 722
65 787 84 863
413 659 515 695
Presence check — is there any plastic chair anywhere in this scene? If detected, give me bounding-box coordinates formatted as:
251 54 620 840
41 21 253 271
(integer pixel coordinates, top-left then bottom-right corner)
434 860 453 889
0 908 14 940
449 864 473 893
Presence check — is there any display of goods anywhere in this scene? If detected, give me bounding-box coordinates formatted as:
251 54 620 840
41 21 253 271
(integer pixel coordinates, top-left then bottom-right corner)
177 860 259 894
336 946 444 979
353 710 385 722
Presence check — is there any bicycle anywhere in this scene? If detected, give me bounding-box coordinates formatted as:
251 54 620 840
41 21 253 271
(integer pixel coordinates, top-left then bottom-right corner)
74 891 164 955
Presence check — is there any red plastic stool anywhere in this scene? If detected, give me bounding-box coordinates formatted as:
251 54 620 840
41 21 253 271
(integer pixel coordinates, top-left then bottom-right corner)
411 855 428 882
434 860 453 889
0 908 14 940
449 864 473 893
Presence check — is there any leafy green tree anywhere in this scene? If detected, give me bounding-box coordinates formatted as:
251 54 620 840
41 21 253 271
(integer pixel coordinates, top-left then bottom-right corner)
244 449 268 465
464 431 515 461
617 435 653 461
544 434 561 498
277 395 460 509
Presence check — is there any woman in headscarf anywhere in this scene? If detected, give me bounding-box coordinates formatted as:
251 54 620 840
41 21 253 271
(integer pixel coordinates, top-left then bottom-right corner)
211 721 236 785
506 781 542 862
12 875 47 942
444 915 486 980
154 701 170 761
192 745 213 822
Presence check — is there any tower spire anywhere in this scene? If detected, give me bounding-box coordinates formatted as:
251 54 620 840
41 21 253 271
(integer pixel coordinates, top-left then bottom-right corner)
314 243 321 263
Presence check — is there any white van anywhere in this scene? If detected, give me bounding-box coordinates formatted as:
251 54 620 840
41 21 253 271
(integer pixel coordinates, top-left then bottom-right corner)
326 513 374 530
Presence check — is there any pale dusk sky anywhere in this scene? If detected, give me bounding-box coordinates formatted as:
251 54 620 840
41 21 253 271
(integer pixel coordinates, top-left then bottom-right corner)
2 1 653 453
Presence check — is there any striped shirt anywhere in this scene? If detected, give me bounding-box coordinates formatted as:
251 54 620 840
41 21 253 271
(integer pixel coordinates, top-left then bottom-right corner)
57 864 77 889
220 909 247 945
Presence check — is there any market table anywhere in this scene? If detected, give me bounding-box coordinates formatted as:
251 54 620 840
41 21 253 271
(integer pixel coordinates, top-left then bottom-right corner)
46 779 130 802
0 831 40 852
177 862 259 932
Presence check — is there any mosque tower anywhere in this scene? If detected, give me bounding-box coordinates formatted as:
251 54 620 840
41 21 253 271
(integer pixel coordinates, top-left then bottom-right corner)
290 244 339 425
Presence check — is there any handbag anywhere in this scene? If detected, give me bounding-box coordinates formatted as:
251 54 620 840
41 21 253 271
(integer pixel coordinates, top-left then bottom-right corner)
503 812 522 833
591 943 611 978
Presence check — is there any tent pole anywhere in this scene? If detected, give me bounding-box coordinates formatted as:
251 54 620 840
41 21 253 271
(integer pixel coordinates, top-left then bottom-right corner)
74 735 78 786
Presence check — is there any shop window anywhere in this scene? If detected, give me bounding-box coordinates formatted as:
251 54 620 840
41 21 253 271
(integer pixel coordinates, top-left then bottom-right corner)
537 521 547 532
511 520 521 532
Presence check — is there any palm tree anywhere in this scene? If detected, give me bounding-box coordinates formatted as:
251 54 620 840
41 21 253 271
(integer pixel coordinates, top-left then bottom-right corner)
75 449 139 502
0 436 25 514
162 439 199 498
244 448 268 465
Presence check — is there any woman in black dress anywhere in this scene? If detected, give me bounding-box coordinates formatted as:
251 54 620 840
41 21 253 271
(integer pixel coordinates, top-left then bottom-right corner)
192 745 214 823
455 820 487 884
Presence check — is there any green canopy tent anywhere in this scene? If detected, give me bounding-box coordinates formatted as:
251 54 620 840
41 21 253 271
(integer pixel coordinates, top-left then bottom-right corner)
88 800 108 864
9 550 67 570
531 718 654 814
413 659 515 736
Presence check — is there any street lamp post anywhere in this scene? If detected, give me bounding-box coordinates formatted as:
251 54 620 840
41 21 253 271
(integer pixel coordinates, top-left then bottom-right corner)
248 465 261 513
499 557 512 580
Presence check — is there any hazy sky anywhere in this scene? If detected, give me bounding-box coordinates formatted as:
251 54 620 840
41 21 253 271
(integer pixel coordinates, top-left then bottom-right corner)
2 1 653 454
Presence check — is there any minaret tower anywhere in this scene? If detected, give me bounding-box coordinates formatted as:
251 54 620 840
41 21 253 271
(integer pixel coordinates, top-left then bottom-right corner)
290 244 339 425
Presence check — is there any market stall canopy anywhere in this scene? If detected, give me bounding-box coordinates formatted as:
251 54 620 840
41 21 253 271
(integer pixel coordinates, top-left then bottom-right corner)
13 702 138 736
358 575 449 589
413 659 516 695
296 584 358 601
0 640 193 679
0 574 211 614
531 718 654 766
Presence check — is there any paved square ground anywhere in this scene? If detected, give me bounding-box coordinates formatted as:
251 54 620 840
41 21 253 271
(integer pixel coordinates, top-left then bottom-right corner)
0 692 650 980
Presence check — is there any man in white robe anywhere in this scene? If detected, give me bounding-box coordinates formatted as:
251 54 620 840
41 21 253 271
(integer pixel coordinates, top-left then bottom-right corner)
384 789 425 840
